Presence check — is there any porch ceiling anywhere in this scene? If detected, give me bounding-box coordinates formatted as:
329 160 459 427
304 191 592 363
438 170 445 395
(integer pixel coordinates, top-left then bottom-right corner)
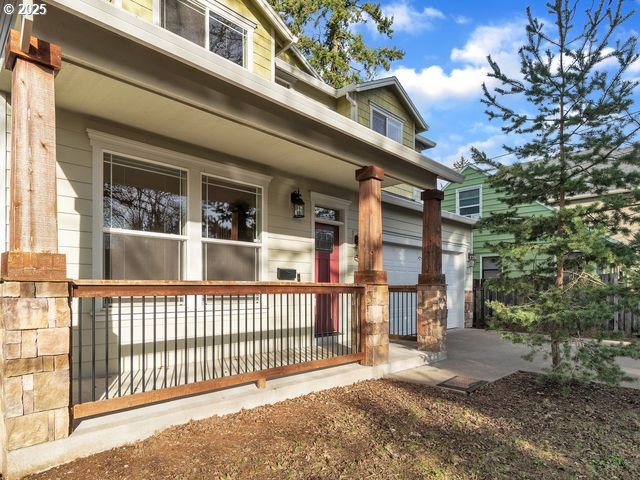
0 62 360 190
0 4 454 191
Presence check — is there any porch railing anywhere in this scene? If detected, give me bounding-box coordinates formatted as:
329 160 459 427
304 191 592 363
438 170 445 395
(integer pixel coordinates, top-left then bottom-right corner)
389 285 417 340
71 281 364 418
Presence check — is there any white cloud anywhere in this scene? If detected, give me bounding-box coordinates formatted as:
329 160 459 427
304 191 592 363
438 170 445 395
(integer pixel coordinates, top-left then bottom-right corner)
383 2 445 34
453 15 471 25
390 21 525 106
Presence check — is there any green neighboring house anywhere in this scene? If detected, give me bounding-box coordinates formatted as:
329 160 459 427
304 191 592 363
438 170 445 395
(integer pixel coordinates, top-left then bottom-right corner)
441 165 554 279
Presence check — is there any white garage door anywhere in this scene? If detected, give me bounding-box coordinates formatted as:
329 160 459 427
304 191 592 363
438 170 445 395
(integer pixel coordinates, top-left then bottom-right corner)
383 243 465 329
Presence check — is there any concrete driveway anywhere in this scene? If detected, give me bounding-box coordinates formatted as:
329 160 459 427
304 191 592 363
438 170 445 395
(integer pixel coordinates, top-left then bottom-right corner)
389 329 640 389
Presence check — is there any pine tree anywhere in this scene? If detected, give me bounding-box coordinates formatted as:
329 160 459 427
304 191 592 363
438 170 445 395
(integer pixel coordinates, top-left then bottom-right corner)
268 0 404 88
453 155 472 171
472 0 640 384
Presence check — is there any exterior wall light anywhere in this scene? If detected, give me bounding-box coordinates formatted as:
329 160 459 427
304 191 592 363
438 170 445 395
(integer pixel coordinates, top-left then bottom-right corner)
291 189 305 218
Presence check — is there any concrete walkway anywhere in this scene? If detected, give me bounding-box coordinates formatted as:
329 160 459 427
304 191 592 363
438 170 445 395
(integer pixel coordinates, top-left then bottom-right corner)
389 329 640 389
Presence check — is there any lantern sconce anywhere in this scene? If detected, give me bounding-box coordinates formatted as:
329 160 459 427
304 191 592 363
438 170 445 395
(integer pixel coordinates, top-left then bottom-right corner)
290 189 305 218
467 252 476 268
354 234 359 262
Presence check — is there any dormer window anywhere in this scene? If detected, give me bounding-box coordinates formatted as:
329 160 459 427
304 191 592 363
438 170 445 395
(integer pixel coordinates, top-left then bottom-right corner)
370 104 403 143
160 0 253 69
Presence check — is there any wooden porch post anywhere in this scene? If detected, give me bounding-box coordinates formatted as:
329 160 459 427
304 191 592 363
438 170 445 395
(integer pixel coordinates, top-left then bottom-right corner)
416 189 448 357
1 29 65 280
354 166 388 366
0 31 71 479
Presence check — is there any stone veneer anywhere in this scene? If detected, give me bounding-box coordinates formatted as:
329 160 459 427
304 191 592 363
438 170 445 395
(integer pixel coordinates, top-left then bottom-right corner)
464 290 474 328
416 283 448 361
361 283 390 366
0 281 71 476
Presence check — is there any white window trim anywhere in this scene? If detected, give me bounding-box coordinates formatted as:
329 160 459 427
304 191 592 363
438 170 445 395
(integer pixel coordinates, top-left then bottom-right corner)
310 192 352 283
201 171 264 281
456 185 482 219
89 129 272 282
370 103 404 144
480 254 500 280
152 0 255 72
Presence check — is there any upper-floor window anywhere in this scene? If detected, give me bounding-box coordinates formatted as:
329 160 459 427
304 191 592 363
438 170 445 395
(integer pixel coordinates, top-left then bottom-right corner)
457 187 481 218
371 105 403 143
161 0 252 68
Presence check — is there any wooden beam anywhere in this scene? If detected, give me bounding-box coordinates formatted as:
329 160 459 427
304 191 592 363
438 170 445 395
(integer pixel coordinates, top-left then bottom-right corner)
1 30 65 280
72 353 365 419
4 29 61 72
419 189 445 285
354 166 387 284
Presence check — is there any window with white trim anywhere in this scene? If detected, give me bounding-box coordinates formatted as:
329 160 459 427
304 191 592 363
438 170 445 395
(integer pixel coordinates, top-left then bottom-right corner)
160 0 250 68
103 153 187 280
202 175 262 280
482 256 500 279
457 187 481 218
371 106 403 143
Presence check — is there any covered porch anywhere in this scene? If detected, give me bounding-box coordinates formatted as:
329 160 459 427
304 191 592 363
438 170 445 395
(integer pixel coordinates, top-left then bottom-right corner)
0 9 460 477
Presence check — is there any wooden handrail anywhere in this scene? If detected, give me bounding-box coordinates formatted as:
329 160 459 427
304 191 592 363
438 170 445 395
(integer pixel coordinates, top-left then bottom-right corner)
388 285 418 292
71 280 366 298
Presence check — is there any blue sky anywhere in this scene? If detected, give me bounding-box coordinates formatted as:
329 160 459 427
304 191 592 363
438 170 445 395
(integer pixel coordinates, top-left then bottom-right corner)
359 0 640 168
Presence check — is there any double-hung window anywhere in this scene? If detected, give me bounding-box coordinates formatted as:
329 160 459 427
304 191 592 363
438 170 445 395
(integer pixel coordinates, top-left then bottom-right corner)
457 187 481 218
160 0 251 68
202 175 262 280
103 153 187 280
371 105 403 144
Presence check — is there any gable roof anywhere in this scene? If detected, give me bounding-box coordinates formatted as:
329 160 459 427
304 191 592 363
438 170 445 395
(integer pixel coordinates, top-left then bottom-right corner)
337 77 428 132
251 0 296 47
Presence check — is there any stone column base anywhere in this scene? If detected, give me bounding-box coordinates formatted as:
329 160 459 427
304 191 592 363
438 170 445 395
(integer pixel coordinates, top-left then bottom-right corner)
0 281 71 479
357 275 389 367
416 283 447 356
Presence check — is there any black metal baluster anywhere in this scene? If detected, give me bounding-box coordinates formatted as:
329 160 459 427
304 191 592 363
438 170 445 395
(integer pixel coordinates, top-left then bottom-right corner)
118 296 122 398
203 295 207 380
164 296 168 388
130 296 134 395
252 294 256 373
153 296 157 391
259 294 263 371
184 295 188 385
286 294 290 366
105 298 109 399
211 295 216 378
194 295 198 383
265 294 269 369
78 298 83 405
91 298 96 402
272 294 277 367
280 294 284 367
237 295 241 375
174 296 178 387
141 297 146 393
221 295 225 377
245 294 248 374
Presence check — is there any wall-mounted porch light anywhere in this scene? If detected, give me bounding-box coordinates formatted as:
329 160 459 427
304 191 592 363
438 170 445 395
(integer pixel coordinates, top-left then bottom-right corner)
290 189 305 218
467 252 476 268
354 234 359 262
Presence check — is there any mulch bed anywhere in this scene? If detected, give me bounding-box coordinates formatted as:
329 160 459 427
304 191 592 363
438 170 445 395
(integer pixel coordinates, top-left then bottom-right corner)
28 372 640 479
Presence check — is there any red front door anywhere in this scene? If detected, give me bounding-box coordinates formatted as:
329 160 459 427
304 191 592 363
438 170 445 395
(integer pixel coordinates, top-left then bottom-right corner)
315 223 339 335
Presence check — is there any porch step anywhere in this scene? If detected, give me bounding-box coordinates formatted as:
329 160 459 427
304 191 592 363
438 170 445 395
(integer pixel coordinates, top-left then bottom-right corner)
7 342 440 479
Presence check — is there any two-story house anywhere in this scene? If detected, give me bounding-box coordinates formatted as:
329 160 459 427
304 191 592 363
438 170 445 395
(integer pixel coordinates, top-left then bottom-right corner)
0 1 470 477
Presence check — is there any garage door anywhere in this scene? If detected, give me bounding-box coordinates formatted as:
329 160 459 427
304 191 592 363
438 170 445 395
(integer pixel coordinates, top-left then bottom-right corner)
383 243 465 329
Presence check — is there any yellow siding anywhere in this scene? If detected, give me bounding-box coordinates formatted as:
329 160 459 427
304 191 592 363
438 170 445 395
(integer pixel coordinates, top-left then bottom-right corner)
355 87 415 149
383 184 415 200
336 97 352 118
122 0 153 21
277 50 309 72
110 0 274 80
217 0 273 80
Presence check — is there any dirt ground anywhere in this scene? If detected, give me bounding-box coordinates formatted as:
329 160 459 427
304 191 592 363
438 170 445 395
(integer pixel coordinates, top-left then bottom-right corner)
28 372 640 480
